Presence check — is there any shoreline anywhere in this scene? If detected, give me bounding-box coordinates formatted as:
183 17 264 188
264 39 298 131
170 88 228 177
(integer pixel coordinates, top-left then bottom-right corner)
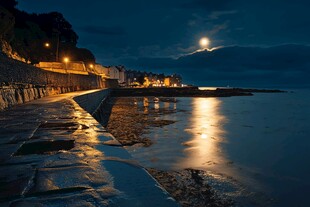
110 87 286 98
105 97 235 207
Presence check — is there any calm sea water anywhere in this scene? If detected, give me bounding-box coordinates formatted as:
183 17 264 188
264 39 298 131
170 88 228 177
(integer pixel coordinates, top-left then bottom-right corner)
126 89 310 207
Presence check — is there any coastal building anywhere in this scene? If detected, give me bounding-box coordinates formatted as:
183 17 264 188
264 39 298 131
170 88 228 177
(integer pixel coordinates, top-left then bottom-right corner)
164 74 182 87
117 66 126 85
143 77 150 87
125 70 144 87
125 70 180 87
94 64 110 78
107 66 119 80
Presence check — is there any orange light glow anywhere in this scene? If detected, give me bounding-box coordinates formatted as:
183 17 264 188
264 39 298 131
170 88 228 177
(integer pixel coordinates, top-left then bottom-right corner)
63 57 69 63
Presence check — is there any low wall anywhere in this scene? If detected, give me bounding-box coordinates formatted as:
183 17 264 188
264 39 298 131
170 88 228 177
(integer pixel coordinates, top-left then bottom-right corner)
0 54 104 110
0 54 102 88
73 89 111 115
0 84 77 110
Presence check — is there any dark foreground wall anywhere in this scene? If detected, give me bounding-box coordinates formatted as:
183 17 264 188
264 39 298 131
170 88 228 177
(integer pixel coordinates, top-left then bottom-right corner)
0 54 104 110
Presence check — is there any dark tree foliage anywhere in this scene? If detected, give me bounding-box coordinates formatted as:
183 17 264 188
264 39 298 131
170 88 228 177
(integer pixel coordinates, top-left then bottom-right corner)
0 0 18 12
0 0 93 64
60 44 95 64
32 12 78 45
0 6 15 41
136 75 145 85
73 48 95 64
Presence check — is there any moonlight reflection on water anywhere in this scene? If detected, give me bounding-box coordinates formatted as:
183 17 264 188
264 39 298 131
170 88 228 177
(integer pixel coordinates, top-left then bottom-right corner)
174 98 228 171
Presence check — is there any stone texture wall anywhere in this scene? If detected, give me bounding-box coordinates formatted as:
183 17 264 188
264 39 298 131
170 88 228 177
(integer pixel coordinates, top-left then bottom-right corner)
73 89 111 115
0 54 104 110
0 84 76 110
74 89 112 127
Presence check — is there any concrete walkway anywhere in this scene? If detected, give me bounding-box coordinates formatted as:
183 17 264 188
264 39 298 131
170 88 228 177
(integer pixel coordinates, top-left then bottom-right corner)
0 90 179 206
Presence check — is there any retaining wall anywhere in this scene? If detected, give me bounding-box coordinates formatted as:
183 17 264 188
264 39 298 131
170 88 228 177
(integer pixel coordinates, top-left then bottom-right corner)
0 54 104 110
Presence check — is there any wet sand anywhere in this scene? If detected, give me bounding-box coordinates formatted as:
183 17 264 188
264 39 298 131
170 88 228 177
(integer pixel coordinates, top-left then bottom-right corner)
106 97 234 207
106 97 176 147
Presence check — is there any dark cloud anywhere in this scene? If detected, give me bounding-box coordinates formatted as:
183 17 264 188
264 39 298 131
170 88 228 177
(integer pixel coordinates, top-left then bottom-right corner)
122 44 310 87
181 0 234 11
78 25 126 36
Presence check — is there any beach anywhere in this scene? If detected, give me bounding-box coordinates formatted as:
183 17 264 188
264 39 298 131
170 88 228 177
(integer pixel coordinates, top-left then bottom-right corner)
106 97 234 207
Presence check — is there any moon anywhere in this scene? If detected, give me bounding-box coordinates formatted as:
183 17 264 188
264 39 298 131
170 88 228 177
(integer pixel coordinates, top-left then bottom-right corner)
199 37 210 48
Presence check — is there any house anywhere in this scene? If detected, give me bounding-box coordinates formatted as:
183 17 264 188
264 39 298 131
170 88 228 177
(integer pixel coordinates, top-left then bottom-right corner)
164 74 182 87
116 66 126 85
94 64 110 78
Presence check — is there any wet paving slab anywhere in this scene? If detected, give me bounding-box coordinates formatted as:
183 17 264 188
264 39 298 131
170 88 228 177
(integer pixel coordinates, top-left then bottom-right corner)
0 90 179 207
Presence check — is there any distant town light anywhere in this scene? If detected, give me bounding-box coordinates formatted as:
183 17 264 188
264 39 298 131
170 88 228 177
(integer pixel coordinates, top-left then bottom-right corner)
89 64 94 69
44 42 50 47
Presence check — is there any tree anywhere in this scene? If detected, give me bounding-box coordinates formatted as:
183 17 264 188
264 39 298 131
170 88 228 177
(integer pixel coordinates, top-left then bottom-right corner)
0 6 15 41
34 12 78 45
136 75 145 85
0 0 17 12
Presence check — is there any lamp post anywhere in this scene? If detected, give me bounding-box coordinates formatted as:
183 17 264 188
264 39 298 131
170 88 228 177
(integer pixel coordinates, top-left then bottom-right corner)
56 33 60 62
64 57 69 73
44 32 60 62
89 64 94 73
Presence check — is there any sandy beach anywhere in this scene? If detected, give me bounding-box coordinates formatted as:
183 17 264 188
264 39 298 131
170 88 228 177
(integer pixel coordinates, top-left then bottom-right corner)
106 97 234 207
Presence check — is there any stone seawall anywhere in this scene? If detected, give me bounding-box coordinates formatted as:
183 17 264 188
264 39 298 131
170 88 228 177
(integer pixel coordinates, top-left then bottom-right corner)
73 89 110 115
0 54 104 110
0 84 79 110
73 89 112 127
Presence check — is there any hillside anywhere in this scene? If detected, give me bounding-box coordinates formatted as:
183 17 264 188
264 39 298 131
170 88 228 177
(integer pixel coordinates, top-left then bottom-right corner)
0 0 95 64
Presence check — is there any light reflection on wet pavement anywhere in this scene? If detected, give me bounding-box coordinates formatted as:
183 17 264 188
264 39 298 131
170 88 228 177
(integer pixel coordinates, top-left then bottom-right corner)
0 90 179 207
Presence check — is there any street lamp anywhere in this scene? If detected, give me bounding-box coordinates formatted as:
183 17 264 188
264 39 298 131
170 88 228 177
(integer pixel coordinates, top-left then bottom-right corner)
44 32 60 62
63 57 69 73
89 64 94 72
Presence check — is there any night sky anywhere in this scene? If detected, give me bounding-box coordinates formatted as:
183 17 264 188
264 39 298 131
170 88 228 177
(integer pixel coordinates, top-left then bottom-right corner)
17 0 310 87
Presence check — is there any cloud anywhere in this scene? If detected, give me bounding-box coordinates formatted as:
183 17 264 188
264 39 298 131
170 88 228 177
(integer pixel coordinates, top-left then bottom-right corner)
122 44 310 87
181 0 234 11
208 10 238 20
77 25 126 36
208 23 229 35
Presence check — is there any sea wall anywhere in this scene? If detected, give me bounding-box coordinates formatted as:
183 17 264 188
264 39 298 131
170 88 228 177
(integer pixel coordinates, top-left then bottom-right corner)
0 84 78 110
0 53 104 110
73 89 112 127
73 89 110 115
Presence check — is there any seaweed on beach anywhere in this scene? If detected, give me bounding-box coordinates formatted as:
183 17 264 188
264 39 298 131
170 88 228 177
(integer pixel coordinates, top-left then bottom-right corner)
106 97 177 147
147 168 235 207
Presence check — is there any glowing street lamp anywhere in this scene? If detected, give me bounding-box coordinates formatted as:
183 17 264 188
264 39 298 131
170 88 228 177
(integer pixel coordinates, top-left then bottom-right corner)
44 38 59 62
63 57 69 72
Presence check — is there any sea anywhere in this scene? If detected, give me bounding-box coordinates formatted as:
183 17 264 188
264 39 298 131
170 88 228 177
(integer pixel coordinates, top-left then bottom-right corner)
125 88 310 207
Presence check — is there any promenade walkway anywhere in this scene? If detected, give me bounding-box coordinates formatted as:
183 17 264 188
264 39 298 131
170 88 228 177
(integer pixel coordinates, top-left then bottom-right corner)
0 90 179 206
